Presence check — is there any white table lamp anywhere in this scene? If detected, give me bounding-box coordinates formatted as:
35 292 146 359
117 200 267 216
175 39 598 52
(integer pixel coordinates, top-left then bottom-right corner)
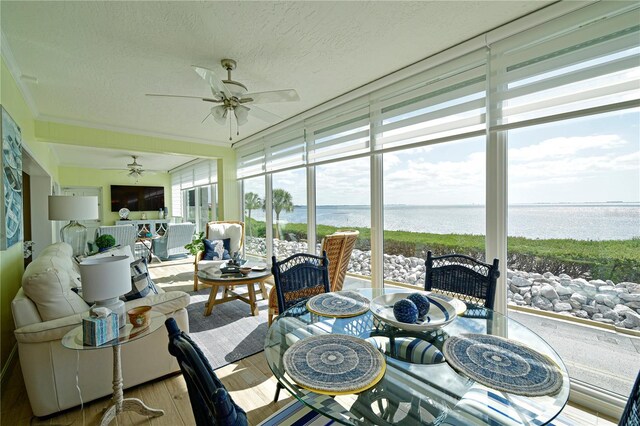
48 195 99 256
79 255 131 328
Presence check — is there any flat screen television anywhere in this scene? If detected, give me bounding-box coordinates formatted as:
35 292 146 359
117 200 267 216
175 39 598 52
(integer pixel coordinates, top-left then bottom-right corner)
110 185 165 212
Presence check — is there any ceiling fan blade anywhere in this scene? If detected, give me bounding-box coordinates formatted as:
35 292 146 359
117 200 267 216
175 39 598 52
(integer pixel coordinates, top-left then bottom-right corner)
201 112 212 124
146 93 222 103
241 89 299 104
248 105 283 123
192 66 232 99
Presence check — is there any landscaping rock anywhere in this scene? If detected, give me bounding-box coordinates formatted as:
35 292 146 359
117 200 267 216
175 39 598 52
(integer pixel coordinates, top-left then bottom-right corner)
540 284 559 301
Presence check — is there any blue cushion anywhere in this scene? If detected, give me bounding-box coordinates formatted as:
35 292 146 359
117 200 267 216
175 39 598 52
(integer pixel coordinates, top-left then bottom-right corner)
212 388 247 425
203 238 232 260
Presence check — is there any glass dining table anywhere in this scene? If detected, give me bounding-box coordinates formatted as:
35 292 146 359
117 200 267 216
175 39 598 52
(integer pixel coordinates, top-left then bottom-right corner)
264 287 570 426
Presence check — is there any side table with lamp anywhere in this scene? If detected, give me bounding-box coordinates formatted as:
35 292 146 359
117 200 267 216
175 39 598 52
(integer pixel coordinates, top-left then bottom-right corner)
65 254 165 425
79 255 131 329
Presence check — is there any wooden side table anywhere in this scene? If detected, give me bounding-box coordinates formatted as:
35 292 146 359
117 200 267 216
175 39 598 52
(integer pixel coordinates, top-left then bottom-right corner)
61 311 166 425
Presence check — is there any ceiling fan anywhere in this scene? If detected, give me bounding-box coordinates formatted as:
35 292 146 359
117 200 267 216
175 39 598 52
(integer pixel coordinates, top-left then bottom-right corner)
146 59 300 140
127 155 145 182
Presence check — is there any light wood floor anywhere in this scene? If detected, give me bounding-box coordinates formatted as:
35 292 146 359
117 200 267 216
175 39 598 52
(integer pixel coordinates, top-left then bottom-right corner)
0 257 620 425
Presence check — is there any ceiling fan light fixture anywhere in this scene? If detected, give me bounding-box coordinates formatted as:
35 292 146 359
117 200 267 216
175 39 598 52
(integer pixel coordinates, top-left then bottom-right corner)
235 105 250 126
211 105 228 125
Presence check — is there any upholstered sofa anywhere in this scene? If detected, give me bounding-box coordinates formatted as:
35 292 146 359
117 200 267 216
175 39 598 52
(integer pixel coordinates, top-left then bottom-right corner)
11 242 190 417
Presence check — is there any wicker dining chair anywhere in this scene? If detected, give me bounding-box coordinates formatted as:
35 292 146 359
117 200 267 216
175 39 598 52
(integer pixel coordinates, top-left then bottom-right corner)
267 230 358 325
425 251 500 310
271 252 330 315
270 252 330 402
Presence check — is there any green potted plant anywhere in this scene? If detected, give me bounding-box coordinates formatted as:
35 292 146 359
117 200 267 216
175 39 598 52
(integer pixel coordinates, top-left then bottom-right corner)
95 234 116 252
185 231 205 256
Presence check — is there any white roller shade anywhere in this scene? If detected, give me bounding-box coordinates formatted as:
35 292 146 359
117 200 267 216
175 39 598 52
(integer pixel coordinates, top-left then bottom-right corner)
265 125 305 172
307 100 370 164
374 50 487 151
491 2 640 128
237 143 266 178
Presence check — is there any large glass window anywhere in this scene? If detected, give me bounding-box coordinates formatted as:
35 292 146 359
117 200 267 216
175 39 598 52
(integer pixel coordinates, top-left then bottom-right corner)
271 168 307 260
243 176 266 258
507 109 640 397
383 137 486 286
182 184 217 233
184 189 196 224
198 185 217 232
316 157 371 276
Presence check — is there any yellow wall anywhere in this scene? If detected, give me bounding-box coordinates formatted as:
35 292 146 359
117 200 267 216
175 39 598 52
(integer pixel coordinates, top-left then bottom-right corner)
1 58 60 372
58 167 171 224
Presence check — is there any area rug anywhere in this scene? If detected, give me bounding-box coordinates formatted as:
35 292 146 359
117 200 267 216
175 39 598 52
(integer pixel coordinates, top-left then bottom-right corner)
187 288 269 369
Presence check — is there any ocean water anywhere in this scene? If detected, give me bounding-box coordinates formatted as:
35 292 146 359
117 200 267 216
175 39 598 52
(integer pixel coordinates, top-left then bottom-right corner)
250 203 640 240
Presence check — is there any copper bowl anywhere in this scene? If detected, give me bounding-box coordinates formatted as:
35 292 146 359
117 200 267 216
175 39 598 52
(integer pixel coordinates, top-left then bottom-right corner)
239 267 252 276
127 305 152 328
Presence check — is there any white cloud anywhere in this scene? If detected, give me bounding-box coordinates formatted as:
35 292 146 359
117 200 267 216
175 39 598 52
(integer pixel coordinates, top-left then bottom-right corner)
508 135 626 162
384 150 486 204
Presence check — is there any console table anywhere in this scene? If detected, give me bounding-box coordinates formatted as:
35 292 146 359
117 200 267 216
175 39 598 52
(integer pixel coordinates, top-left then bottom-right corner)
115 220 168 237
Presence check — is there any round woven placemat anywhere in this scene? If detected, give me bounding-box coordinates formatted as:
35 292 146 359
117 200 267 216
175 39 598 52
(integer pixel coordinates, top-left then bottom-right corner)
443 334 563 396
283 334 385 395
307 291 370 318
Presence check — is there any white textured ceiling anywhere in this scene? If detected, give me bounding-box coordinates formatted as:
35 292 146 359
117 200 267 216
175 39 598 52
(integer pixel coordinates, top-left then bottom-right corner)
2 1 551 168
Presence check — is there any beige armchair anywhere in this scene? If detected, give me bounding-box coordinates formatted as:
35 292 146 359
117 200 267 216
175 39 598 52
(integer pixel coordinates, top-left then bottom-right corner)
267 230 359 324
193 221 244 291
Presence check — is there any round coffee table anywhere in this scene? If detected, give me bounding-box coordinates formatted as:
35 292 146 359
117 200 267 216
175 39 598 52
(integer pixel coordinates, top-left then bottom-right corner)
197 267 272 317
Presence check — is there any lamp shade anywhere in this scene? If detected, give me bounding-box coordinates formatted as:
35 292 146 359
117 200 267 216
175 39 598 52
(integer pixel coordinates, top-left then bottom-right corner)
48 196 99 221
80 256 131 302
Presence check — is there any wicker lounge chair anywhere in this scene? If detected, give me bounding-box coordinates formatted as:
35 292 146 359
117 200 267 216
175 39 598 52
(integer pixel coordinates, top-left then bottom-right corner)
193 221 244 291
96 225 137 255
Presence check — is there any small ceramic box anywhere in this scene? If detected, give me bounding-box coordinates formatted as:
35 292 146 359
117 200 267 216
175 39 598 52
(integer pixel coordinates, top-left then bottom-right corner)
82 312 118 346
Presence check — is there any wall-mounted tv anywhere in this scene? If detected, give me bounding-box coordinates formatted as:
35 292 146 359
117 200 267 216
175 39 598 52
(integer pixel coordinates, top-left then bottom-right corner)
110 185 165 212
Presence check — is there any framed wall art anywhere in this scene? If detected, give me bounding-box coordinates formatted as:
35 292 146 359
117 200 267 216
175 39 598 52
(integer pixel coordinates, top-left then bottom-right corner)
0 106 23 250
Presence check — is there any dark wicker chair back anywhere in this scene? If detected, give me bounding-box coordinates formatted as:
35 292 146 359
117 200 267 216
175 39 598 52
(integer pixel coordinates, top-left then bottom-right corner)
425 251 500 310
271 252 330 314
619 369 640 426
165 318 248 426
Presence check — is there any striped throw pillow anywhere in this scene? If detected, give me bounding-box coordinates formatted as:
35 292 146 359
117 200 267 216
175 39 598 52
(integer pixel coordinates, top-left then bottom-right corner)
123 258 159 301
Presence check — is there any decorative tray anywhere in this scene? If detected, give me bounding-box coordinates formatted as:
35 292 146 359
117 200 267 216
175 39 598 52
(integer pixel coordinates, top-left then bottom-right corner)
220 265 240 274
307 291 370 318
370 292 457 332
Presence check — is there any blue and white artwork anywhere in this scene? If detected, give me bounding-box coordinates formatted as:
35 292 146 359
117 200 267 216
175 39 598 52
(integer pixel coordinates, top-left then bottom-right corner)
1 106 23 250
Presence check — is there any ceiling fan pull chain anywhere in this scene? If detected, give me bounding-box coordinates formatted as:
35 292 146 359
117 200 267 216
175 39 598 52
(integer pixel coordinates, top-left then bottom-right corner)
229 118 232 141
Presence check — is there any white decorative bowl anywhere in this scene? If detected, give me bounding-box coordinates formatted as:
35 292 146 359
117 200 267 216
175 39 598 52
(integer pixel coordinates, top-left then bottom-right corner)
370 292 457 332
